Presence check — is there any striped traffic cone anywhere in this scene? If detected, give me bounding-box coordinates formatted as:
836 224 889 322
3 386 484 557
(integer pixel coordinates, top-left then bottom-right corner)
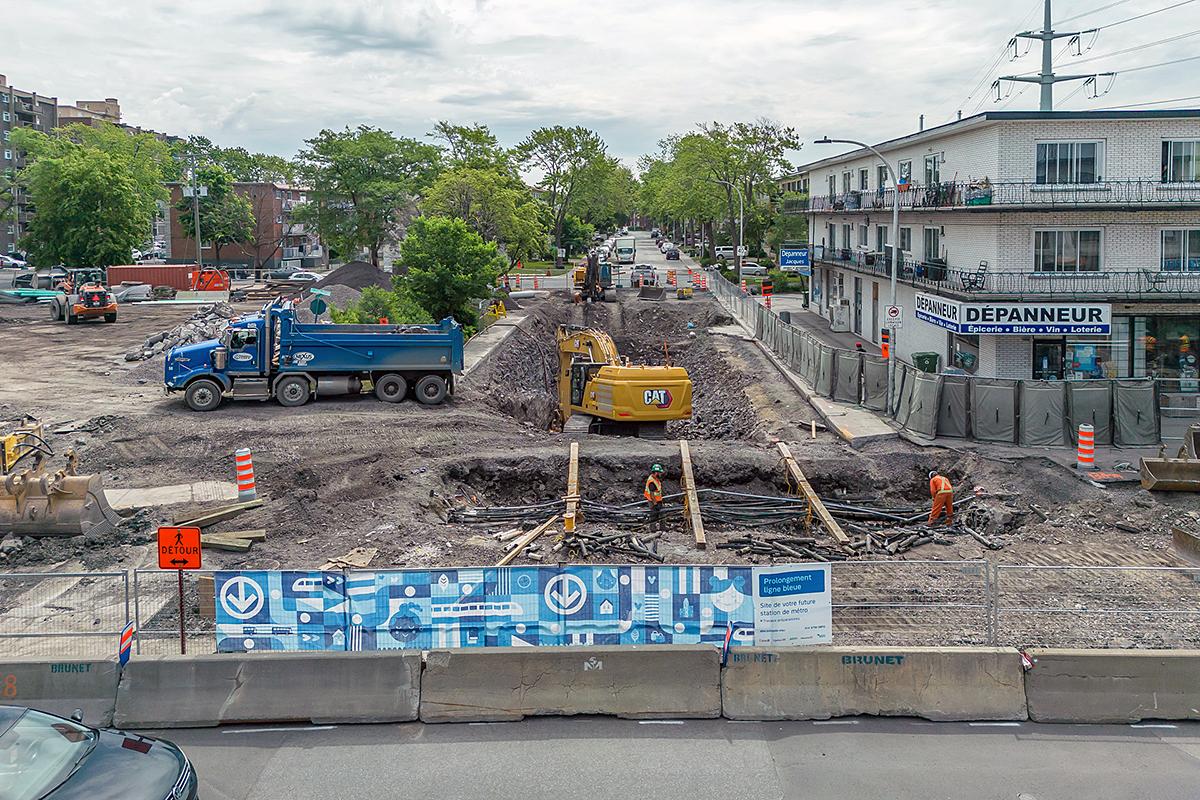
235 448 257 500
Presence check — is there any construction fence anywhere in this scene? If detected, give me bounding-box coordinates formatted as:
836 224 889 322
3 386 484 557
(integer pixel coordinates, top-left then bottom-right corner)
3 561 1198 657
710 269 1169 446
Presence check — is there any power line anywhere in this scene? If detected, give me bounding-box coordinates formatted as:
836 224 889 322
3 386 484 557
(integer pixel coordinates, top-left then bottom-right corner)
947 0 1044 119
1010 27 1200 74
1056 0 1134 24
1094 0 1198 28
1095 94 1200 108
1118 52 1200 72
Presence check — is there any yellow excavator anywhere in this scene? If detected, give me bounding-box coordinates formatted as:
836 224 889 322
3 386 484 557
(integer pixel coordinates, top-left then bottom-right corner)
556 325 693 437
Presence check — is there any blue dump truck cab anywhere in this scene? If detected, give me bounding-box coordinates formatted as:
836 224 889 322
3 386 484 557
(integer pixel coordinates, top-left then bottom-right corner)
164 300 465 411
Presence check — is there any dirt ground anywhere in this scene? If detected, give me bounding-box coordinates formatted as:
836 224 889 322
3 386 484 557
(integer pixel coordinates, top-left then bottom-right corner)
1 289 1196 581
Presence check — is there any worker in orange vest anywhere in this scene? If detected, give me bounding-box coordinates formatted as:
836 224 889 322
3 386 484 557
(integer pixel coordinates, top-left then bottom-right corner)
927 470 954 525
644 463 665 530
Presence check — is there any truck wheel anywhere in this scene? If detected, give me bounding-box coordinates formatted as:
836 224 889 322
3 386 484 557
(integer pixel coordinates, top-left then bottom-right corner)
66 309 78 325
185 379 223 412
104 313 117 323
374 374 407 403
415 375 448 405
49 301 61 321
276 376 311 407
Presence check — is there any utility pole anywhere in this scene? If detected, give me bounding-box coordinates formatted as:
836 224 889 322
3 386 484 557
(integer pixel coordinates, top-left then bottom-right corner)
997 0 1111 111
189 151 204 270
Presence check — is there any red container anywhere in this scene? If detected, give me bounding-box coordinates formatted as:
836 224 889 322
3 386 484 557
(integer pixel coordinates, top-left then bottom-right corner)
106 264 198 291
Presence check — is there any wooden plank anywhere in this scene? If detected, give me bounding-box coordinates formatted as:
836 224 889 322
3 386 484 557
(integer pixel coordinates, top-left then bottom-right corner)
776 442 849 545
497 514 560 567
564 441 580 531
679 440 706 549
219 529 267 541
200 534 253 552
174 498 264 528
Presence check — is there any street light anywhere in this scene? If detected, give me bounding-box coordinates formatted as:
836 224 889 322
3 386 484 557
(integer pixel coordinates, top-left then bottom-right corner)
712 179 745 282
815 136 901 409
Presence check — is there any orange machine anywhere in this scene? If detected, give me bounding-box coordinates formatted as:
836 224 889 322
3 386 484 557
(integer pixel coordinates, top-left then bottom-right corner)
49 269 117 324
189 267 231 292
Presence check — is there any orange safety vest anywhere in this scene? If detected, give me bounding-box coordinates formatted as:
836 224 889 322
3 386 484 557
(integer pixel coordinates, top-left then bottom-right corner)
644 474 663 503
929 474 953 498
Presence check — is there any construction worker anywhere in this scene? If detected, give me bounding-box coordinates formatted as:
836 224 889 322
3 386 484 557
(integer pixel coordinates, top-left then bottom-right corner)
927 470 954 526
644 463 666 530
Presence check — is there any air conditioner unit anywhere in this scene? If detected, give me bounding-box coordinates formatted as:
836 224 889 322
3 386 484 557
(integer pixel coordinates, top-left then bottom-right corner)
830 301 851 332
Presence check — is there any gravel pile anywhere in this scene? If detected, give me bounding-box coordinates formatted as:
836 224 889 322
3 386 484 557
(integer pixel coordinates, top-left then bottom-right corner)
316 260 392 291
124 302 237 361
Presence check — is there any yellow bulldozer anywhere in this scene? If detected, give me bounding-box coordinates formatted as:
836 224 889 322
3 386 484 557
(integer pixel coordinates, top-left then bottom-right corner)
556 325 692 437
1 420 122 538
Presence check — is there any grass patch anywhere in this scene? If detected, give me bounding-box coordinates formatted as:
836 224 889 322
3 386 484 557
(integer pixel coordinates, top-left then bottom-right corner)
507 260 572 276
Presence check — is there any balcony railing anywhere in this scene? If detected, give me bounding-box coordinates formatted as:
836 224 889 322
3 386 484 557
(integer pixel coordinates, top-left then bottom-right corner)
782 179 1200 214
811 244 1200 301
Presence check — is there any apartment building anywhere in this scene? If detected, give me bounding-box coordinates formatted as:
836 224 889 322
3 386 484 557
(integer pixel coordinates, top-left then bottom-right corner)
167 182 326 272
780 110 1200 392
0 74 57 257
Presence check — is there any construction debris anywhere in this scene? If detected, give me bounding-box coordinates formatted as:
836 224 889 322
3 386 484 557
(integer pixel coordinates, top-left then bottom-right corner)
125 303 237 361
175 498 264 529
555 530 664 562
321 546 378 570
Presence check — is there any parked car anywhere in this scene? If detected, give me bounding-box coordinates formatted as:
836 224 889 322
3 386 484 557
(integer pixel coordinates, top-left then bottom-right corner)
739 261 769 276
288 271 323 282
0 705 198 799
0 254 28 269
714 245 736 260
629 264 657 286
665 248 680 261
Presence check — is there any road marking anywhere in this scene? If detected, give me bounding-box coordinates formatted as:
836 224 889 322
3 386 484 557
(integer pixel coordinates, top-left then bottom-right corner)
222 725 336 735
968 722 1022 727
1130 724 1177 729
638 720 685 725
812 720 859 726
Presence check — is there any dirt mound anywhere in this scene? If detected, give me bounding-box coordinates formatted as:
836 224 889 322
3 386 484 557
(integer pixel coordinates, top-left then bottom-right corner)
316 260 393 291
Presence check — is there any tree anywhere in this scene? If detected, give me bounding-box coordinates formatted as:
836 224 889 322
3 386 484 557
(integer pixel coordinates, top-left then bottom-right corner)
330 285 431 325
398 216 502 325
573 156 637 231
422 166 549 266
12 123 172 266
765 192 809 256
176 164 255 261
428 121 512 173
560 215 594 258
295 126 442 267
177 135 295 183
514 126 606 266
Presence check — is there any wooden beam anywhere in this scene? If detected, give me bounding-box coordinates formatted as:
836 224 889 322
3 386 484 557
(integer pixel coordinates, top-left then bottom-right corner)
220 529 267 541
564 441 580 532
496 514 560 567
679 440 706 549
174 498 264 528
776 442 848 545
200 533 253 552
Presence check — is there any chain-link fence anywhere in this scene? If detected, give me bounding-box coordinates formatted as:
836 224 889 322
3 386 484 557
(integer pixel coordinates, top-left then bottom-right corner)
131 569 219 656
0 571 129 657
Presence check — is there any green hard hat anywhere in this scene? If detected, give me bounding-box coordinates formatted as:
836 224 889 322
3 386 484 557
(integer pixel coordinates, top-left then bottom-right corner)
651 463 664 473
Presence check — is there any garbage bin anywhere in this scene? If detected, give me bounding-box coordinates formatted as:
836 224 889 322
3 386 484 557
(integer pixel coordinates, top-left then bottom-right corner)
778 310 792 324
912 352 941 373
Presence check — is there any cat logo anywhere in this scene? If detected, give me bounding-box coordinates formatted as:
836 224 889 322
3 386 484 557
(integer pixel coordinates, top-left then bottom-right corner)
643 388 673 408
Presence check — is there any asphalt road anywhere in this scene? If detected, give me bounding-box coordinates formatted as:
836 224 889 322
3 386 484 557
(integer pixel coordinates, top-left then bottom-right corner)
153 717 1200 800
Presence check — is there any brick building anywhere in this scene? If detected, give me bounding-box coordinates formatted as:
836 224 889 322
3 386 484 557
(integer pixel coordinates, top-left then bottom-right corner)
779 110 1200 389
0 74 57 257
167 182 326 272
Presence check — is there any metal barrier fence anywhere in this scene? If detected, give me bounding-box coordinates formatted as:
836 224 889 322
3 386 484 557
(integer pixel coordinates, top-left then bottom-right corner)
0 571 129 658
4 562 1199 655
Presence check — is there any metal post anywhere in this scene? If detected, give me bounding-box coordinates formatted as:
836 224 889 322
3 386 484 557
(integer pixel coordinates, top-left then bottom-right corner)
737 186 744 283
177 569 187 655
1040 0 1054 111
190 152 204 270
133 569 142 656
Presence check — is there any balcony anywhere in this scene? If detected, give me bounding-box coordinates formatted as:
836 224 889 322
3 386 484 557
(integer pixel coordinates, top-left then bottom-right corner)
782 179 1200 215
811 245 1200 301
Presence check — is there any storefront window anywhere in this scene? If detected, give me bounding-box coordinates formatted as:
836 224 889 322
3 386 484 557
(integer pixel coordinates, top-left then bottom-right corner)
1133 315 1200 389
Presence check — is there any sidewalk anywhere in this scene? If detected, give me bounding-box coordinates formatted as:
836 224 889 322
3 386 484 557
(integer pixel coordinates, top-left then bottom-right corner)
774 300 882 356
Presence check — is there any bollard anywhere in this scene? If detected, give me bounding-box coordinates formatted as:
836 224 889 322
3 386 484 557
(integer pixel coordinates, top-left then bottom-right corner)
534 277 540 290
234 449 257 500
740 280 747 294
1076 424 1095 470
515 275 522 289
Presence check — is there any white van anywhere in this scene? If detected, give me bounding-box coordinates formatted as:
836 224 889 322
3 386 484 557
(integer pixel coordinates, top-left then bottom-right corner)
714 245 736 260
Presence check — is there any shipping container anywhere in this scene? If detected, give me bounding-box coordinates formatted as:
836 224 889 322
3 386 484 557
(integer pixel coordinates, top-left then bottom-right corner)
106 264 198 291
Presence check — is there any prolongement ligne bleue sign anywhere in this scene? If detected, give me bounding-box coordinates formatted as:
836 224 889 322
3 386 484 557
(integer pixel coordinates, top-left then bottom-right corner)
914 293 1111 335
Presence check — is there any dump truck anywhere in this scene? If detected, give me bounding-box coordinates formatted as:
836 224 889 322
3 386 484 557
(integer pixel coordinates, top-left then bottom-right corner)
164 299 465 411
557 324 692 437
614 236 636 265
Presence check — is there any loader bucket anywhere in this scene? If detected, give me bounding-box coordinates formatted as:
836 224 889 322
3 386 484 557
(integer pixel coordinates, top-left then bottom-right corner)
1187 423 1200 460
1139 457 1200 492
637 285 666 301
0 458 123 538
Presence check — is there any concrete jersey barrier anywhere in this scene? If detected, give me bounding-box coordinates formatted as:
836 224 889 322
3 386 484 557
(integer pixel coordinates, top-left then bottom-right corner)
0 658 120 727
1025 648 1200 723
114 651 421 728
721 646 1028 721
420 645 721 723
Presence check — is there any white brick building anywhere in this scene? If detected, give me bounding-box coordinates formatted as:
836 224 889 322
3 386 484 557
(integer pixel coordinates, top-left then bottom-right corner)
779 110 1200 392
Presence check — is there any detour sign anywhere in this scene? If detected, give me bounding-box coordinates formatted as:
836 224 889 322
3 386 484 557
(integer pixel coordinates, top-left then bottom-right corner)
158 526 202 570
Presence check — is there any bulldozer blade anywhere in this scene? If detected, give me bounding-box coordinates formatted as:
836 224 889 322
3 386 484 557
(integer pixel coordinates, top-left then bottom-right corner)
1140 457 1200 492
637 285 666 301
0 471 124 538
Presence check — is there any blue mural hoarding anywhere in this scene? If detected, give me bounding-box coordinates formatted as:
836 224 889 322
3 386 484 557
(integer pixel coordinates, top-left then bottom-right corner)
213 566 764 653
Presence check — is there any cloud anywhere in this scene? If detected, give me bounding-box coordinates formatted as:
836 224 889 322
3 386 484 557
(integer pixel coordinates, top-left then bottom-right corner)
439 88 534 106
245 0 451 55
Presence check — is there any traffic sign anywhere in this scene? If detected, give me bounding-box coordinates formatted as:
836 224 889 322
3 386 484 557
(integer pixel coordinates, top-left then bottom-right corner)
309 297 328 317
779 247 810 268
158 526 202 570
736 245 748 257
884 304 904 328
557 247 567 259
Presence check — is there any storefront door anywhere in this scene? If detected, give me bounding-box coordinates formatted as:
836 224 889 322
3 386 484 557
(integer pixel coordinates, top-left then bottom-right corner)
1032 339 1065 380
853 277 862 335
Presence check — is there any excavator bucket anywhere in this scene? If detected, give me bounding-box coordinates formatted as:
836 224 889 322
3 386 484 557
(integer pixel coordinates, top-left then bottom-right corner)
0 451 123 538
1140 456 1200 492
638 285 666 301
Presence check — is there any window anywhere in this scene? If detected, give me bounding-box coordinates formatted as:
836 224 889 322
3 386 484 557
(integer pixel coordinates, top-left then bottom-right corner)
275 215 283 224
899 226 912 252
858 168 869 190
923 227 941 262
1036 141 1103 184
1162 140 1200 183
858 224 868 247
6 243 13 254
898 160 912 185
1162 229 1200 272
842 224 851 251
3 150 10 161
842 171 851 193
828 175 836 199
1 112 8 121
2 131 9 141
828 223 836 249
1034 230 1102 272
877 165 889 188
876 225 888 252
924 154 942 186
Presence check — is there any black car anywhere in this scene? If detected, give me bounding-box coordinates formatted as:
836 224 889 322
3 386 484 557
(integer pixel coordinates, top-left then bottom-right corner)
665 248 680 260
0 705 197 799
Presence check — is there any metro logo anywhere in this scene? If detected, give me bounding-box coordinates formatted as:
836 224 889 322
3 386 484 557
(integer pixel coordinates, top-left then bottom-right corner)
643 388 673 408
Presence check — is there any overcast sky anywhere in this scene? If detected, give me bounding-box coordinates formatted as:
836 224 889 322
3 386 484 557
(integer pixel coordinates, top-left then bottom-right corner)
6 0 1198 171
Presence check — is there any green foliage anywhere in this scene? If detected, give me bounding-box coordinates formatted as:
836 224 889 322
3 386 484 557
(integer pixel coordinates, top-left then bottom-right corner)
295 126 442 266
330 285 432 324
514 126 607 261
765 193 809 255
573 156 637 230
559 215 594 258
12 123 173 266
428 121 513 174
398 216 503 325
176 164 255 260
422 166 549 264
178 135 295 183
